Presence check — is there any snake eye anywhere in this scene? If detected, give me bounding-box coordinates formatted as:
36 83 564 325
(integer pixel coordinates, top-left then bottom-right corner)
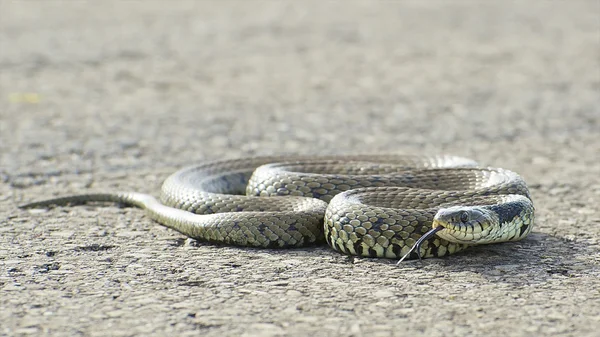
459 211 469 223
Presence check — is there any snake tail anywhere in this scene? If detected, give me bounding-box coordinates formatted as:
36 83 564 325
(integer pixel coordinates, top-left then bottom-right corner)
20 192 328 249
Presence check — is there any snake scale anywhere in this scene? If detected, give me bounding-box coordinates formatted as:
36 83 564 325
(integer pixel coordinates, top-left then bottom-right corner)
20 155 535 261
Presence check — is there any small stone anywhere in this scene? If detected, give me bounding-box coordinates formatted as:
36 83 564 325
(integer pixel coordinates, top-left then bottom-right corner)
372 289 394 298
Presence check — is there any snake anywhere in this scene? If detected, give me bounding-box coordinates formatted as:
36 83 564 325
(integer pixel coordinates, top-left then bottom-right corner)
19 155 535 261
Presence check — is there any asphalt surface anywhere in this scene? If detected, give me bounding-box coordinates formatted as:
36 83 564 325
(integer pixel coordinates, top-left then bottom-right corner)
1 1 599 337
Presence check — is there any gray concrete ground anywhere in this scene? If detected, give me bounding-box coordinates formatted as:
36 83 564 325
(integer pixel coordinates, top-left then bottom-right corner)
1 1 599 336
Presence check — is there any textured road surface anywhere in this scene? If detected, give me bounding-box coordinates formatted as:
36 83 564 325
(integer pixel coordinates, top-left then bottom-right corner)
1 1 599 337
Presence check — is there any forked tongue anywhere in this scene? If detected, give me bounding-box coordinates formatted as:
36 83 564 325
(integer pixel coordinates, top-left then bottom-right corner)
396 226 444 265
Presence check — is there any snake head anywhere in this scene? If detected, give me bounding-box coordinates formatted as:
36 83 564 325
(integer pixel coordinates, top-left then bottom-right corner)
432 206 498 244
397 205 499 263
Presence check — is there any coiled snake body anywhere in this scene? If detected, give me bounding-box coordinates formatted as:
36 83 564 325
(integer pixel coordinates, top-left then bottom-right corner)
21 155 535 261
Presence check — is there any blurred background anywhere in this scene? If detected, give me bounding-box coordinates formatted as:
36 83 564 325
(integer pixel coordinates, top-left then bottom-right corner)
2 2 597 175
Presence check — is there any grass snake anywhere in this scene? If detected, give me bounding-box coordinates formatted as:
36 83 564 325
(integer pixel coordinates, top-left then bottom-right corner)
20 155 535 261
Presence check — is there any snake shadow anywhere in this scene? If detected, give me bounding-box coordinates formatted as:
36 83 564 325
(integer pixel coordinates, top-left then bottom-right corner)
389 232 597 284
